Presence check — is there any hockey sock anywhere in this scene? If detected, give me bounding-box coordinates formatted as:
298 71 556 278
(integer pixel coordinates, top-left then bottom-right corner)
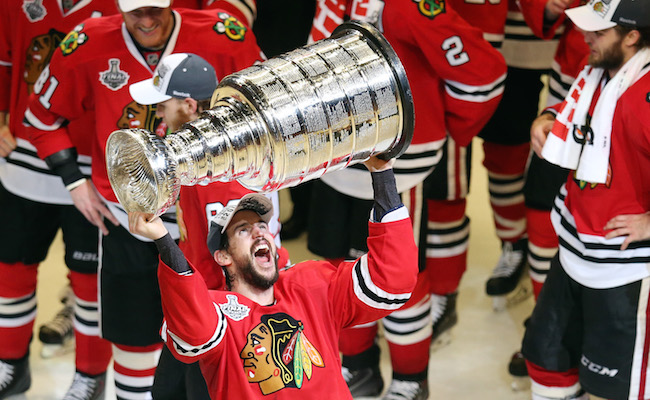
341 342 381 371
527 360 583 399
113 343 162 400
384 290 432 375
0 262 38 359
423 199 468 295
526 208 558 300
69 271 112 375
482 141 529 243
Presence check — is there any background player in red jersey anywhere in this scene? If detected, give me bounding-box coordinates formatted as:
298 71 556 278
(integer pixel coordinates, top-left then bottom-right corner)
128 154 418 400
522 0 650 398
0 1 117 398
23 1 263 397
308 0 506 398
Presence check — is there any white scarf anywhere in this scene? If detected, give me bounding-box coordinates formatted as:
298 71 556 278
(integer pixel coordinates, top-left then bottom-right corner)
542 48 650 183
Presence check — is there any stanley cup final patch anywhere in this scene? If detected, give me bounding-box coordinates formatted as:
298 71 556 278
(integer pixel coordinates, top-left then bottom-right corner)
219 294 251 321
23 0 47 22
99 59 130 91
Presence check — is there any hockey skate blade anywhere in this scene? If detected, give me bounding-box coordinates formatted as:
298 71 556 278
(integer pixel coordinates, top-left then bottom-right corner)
40 339 75 359
511 376 531 391
491 278 533 312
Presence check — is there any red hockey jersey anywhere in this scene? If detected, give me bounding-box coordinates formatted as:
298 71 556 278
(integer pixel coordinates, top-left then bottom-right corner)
0 0 117 204
26 8 263 204
518 0 589 105
549 67 650 289
158 206 418 399
311 0 506 198
447 0 508 48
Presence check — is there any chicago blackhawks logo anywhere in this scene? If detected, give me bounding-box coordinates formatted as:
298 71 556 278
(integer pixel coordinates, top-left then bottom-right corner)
240 313 324 395
59 24 88 56
213 12 247 41
117 101 160 132
100 59 130 91
574 164 612 189
24 29 66 94
413 0 446 19
23 0 47 22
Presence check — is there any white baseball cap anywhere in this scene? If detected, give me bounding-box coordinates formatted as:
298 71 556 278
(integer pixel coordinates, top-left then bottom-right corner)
118 0 171 13
129 53 218 105
566 0 650 32
206 193 274 254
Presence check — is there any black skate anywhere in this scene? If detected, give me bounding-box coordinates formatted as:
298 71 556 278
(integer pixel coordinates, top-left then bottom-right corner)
430 292 458 351
39 286 75 358
0 355 31 399
63 371 106 400
342 365 384 398
381 379 428 400
485 239 531 311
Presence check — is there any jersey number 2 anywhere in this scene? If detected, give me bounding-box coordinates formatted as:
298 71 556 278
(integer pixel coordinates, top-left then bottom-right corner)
442 36 469 66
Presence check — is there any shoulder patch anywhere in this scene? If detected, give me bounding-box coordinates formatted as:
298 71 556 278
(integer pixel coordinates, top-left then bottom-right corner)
59 24 88 56
213 12 247 41
413 0 446 20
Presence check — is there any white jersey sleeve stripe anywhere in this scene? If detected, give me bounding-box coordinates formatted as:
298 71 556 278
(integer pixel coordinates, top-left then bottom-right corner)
165 302 227 359
444 73 506 103
352 255 411 311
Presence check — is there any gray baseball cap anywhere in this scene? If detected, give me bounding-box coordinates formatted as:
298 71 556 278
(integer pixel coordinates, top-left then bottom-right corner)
206 193 274 255
129 53 217 105
566 0 650 32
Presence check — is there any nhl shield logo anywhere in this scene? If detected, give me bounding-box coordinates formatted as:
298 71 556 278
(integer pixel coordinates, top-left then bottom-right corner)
219 294 250 321
23 0 47 22
100 59 130 91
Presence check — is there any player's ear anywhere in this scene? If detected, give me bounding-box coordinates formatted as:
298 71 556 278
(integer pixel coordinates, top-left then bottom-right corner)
214 249 232 267
185 97 198 114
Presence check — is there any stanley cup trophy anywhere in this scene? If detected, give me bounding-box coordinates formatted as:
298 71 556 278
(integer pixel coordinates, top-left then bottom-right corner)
105 21 414 216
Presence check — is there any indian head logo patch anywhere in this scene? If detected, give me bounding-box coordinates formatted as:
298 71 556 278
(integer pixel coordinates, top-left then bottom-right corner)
23 0 47 22
213 12 247 41
100 59 130 91
413 0 446 19
241 313 324 395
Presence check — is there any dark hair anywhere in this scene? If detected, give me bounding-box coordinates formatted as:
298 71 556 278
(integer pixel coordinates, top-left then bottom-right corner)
196 99 212 113
615 25 650 49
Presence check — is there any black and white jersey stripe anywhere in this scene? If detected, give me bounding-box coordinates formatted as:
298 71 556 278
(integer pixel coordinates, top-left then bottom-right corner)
163 303 227 359
444 73 506 104
551 186 650 288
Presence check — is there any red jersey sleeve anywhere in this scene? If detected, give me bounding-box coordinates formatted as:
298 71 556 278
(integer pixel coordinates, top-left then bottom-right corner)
25 25 93 158
387 3 506 147
203 0 256 28
0 2 11 112
328 206 418 329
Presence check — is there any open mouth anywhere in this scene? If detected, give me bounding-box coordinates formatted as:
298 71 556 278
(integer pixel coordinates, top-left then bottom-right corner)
253 242 272 265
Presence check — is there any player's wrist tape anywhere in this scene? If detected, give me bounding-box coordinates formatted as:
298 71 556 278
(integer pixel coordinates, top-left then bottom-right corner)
66 178 87 191
370 169 401 221
44 148 85 187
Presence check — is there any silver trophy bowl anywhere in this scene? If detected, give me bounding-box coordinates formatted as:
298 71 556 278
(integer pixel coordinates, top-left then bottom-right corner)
106 21 414 215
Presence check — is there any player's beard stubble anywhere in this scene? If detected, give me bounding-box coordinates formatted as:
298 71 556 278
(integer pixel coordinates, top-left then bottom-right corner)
232 247 279 290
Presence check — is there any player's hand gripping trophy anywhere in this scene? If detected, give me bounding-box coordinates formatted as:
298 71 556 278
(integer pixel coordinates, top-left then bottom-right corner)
105 21 414 215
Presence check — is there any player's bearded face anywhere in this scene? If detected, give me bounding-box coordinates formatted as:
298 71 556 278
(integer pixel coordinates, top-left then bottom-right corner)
585 28 625 71
227 211 279 290
122 7 174 50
